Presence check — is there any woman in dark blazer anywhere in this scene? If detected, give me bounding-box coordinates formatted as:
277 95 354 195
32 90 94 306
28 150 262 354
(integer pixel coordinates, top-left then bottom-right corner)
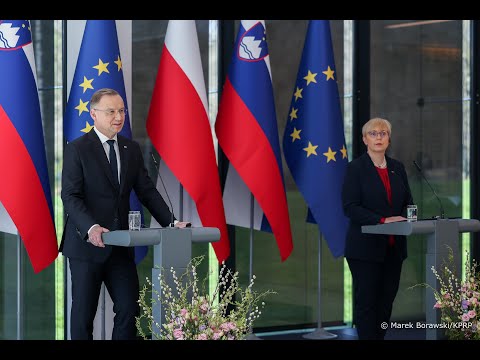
342 117 413 340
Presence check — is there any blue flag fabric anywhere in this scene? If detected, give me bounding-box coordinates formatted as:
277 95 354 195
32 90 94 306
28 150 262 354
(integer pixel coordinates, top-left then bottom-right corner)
282 20 349 258
64 20 147 263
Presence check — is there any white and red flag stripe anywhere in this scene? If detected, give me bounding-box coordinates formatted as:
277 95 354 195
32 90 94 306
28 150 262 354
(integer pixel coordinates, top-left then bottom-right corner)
146 20 230 262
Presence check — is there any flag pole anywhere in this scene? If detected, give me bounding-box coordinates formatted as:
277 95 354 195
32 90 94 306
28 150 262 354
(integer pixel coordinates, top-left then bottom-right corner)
249 193 254 281
302 233 337 339
245 193 262 340
179 183 184 219
100 284 106 339
17 235 24 340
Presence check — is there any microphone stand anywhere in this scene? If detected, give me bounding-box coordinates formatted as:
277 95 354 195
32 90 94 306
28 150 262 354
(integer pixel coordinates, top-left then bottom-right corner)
413 160 445 219
151 153 175 227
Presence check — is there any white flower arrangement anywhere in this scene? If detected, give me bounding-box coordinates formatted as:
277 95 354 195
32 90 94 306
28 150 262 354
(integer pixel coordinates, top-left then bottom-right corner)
430 249 480 340
136 255 275 340
411 247 480 340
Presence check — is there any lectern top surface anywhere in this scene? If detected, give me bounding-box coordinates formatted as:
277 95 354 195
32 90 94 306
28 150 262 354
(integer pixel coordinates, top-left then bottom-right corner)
362 218 480 236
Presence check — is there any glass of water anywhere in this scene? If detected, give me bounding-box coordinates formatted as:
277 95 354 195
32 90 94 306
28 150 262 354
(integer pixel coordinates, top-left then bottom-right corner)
128 211 141 230
407 205 418 222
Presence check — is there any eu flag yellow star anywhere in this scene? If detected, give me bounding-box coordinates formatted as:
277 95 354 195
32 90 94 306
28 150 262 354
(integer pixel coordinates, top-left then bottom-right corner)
93 59 110 76
114 55 122 71
293 87 303 101
303 142 318 157
81 121 94 133
322 66 335 81
79 76 94 93
74 99 89 116
289 107 298 121
290 127 301 142
323 147 337 162
303 70 317 86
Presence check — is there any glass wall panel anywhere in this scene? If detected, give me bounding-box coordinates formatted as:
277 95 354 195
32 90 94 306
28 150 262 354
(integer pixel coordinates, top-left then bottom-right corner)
27 19 58 340
0 20 58 340
0 232 18 339
131 20 213 317
370 20 464 321
131 20 347 331
230 20 347 329
1 18 468 339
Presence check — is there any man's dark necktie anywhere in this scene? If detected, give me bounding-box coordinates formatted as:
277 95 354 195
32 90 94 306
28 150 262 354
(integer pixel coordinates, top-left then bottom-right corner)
107 139 119 187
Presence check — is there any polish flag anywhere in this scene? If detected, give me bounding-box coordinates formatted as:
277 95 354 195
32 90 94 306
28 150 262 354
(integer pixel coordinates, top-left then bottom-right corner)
146 20 230 262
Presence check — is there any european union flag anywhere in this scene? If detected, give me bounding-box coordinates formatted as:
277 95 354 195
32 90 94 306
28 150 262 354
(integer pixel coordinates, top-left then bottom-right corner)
64 20 147 263
282 20 349 258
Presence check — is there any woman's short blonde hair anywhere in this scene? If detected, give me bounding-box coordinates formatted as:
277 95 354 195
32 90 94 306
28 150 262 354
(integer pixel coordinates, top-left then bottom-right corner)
362 117 392 137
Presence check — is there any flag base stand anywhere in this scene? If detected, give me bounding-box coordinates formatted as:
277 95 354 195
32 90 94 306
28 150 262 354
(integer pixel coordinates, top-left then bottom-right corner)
302 328 338 340
245 333 263 340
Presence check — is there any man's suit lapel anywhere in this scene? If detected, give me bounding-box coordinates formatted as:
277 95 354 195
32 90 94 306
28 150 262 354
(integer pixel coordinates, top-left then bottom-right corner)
117 136 129 194
87 130 119 190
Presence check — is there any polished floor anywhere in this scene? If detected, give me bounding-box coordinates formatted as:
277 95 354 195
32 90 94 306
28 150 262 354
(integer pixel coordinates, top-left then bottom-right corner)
255 325 426 340
247 326 473 354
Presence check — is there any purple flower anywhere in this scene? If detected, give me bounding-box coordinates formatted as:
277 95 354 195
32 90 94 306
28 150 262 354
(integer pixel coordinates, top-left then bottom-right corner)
462 300 470 310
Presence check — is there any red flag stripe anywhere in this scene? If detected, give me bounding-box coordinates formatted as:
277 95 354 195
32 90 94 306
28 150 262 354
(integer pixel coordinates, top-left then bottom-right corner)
0 105 58 272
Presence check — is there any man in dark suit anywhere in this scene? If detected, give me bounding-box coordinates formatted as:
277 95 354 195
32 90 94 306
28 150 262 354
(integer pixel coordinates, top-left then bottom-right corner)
60 88 190 340
342 117 413 340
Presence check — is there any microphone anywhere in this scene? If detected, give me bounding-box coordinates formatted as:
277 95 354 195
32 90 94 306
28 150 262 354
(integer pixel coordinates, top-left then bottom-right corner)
413 160 445 219
150 152 175 227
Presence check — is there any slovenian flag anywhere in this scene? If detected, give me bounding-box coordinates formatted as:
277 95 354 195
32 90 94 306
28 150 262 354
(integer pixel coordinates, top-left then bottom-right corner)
146 20 230 262
0 20 59 273
215 20 293 261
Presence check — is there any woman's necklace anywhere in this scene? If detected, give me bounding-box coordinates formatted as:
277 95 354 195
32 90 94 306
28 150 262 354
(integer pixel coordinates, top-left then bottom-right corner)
373 157 387 169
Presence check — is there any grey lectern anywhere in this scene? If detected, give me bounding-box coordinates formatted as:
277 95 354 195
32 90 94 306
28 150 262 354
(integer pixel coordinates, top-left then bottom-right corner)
102 227 220 339
362 218 480 340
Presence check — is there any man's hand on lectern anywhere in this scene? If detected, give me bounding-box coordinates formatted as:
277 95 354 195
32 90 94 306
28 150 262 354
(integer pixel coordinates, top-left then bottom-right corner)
174 221 191 228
